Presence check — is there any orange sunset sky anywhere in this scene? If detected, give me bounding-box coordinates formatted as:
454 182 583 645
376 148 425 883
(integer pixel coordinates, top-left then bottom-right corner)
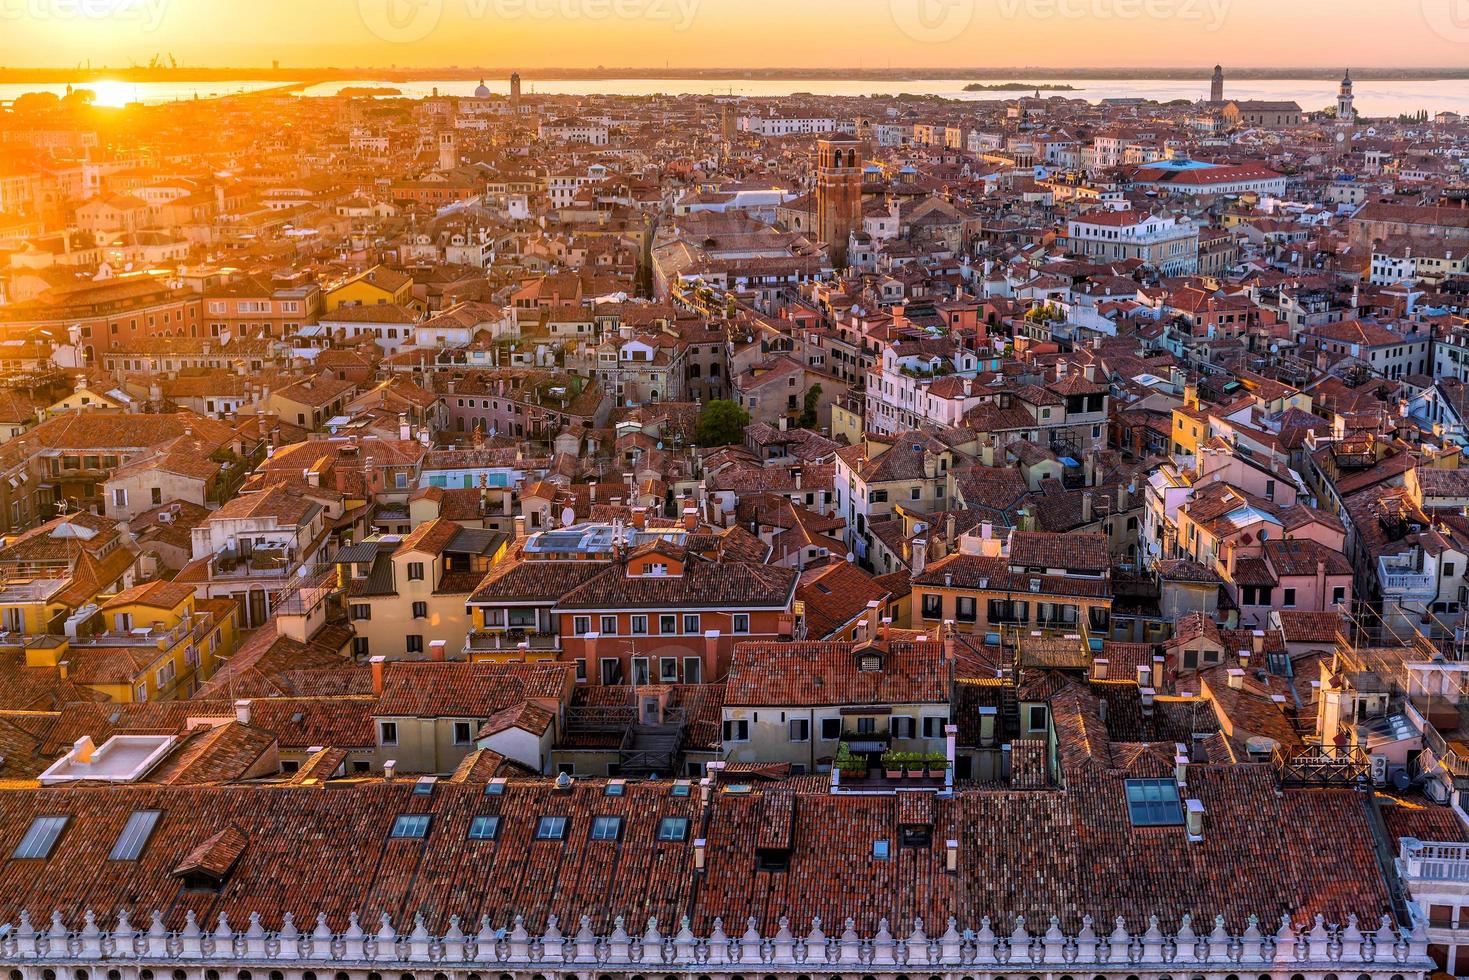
0 0 1466 70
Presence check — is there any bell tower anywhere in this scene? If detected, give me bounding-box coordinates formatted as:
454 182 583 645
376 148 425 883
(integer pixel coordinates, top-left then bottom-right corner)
816 135 864 270
1210 64 1224 104
1337 68 1355 123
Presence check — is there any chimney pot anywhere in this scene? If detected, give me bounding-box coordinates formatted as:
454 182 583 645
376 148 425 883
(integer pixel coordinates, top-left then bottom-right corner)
72 735 96 765
429 639 447 662
945 838 959 873
234 698 252 726
370 655 387 696
384 760 396 780
1092 658 1109 681
1227 667 1245 690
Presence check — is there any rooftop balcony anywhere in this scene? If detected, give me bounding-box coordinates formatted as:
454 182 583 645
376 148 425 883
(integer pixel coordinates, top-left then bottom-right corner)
1397 838 1469 884
464 629 562 654
1379 556 1437 600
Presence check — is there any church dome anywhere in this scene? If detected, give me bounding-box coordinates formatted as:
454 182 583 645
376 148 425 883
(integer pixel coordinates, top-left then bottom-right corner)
474 80 490 98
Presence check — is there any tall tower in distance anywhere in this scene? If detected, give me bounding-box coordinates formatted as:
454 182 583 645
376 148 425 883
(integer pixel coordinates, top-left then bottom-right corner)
720 103 737 140
438 130 457 171
1337 69 1355 122
815 135 864 270
1210 64 1224 104
510 72 522 114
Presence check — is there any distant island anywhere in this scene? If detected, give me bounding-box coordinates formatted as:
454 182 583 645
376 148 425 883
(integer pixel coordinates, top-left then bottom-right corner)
964 82 1079 91
335 86 402 97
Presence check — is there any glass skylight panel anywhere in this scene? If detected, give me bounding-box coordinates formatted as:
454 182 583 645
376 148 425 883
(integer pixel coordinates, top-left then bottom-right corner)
109 810 162 861
12 815 68 859
1124 778 1184 826
467 815 500 840
391 814 431 838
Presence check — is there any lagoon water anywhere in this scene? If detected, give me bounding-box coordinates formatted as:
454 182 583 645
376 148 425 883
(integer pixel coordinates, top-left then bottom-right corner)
2 76 1465 118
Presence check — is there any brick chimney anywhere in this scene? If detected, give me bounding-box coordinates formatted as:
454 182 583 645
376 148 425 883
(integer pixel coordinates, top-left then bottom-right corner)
682 506 698 531
429 639 447 662
370 655 386 696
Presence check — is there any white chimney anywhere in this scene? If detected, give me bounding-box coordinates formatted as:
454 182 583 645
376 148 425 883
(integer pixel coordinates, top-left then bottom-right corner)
1185 798 1205 842
1092 658 1109 681
72 735 96 765
1227 667 1245 690
384 760 397 781
945 839 959 873
234 699 252 726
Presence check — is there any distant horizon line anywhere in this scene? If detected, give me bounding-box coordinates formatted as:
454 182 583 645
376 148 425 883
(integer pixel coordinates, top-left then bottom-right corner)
2 65 1465 79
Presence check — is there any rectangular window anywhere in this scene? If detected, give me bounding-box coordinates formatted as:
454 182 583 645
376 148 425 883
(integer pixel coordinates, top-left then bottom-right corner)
682 614 700 635
12 815 68 859
1332 587 1346 606
453 721 473 745
408 562 425 581
821 718 842 740
922 716 948 739
600 615 618 634
535 816 568 840
922 593 943 620
1027 705 1048 733
631 615 648 635
632 657 650 685
109 810 163 861
657 816 690 841
683 657 702 684
407 635 424 654
113 488 127 508
412 601 427 619
390 814 431 839
788 718 810 742
351 604 371 621
573 616 592 636
660 657 679 682
873 838 891 860
1124 778 1184 826
956 596 977 623
732 613 750 634
1282 588 1296 607
380 721 398 745
659 614 677 634
589 816 621 841
722 719 749 742
889 716 916 739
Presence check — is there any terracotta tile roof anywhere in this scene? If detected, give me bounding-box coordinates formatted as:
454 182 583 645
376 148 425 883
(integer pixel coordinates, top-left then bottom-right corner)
726 640 948 707
554 559 796 611
375 662 572 718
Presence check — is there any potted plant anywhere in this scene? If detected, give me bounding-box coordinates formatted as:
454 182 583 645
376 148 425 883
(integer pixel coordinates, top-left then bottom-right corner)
904 753 927 779
881 750 904 780
835 743 868 778
925 753 951 778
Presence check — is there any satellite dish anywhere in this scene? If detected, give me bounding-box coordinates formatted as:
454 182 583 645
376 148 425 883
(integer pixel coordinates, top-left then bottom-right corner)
1391 769 1412 791
845 551 856 563
560 505 576 527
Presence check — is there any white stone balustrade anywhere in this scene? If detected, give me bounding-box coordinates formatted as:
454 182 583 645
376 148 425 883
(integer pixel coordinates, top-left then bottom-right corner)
0 910 1433 977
